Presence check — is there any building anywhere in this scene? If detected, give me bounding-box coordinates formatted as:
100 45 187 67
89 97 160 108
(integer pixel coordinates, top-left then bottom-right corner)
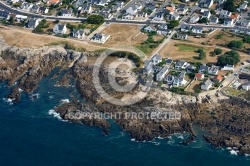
192 26 203 34
239 20 250 28
186 65 196 73
144 25 157 33
221 64 234 71
173 72 187 87
189 15 200 23
177 4 188 15
151 54 162 65
203 10 211 19
49 0 60 5
80 5 92 14
0 10 10 20
223 18 234 26
165 4 175 15
177 33 188 40
201 79 213 90
219 10 231 18
238 1 248 11
199 0 214 8
72 29 85 39
175 60 188 69
199 65 209 74
210 17 219 24
27 19 39 29
157 24 172 35
90 33 110 44
15 15 28 22
156 66 169 82
213 75 223 82
242 82 250 91
153 12 164 21
143 60 153 75
208 65 219 75
53 24 67 34
180 24 193 32
39 7 49 14
60 9 73 17
195 73 204 80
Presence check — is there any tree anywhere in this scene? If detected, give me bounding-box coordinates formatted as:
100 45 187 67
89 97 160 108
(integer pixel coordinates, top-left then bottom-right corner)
54 20 60 24
87 14 104 24
228 40 243 49
8 17 14 25
223 0 236 12
198 51 206 60
196 48 204 53
217 51 240 66
243 36 250 43
214 48 222 55
168 20 179 29
198 18 208 23
210 10 216 15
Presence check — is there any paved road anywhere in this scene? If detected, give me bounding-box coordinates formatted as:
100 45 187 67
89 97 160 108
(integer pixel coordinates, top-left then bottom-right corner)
0 1 166 25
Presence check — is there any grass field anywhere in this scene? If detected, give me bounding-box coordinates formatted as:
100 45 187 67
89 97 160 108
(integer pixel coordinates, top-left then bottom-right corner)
176 44 203 52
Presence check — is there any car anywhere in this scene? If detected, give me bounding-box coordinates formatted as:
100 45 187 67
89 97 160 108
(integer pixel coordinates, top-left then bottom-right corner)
241 62 244 65
220 85 223 88
234 73 238 76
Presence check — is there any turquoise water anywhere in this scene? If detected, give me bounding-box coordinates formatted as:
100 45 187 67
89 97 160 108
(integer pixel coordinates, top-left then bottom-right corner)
0 74 249 166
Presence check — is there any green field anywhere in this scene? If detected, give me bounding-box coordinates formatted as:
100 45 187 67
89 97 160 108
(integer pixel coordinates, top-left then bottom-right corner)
176 44 204 52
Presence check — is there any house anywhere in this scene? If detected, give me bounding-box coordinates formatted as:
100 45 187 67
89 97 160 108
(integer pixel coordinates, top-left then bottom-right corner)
192 26 203 34
15 15 28 22
208 65 219 75
49 0 60 5
97 0 110 6
203 10 211 19
180 24 193 32
53 24 67 34
238 1 248 11
242 82 250 91
186 65 196 73
80 5 92 14
177 33 188 40
239 20 250 28
137 11 148 18
30 5 40 13
151 54 162 65
195 73 205 80
223 18 234 26
72 29 85 39
177 4 188 15
144 25 157 33
199 64 209 74
229 13 240 21
60 10 73 17
165 4 175 15
153 12 164 21
143 60 153 75
166 75 175 84
213 75 223 82
210 17 218 24
27 19 39 29
219 10 231 18
201 79 213 90
199 0 214 8
144 2 156 12
189 15 200 23
39 7 49 14
90 33 110 44
0 10 10 20
181 0 190 2
122 14 134 20
170 12 180 20
113 2 124 11
157 24 172 35
126 3 142 15
20 2 33 11
173 72 187 87
175 60 188 69
221 64 234 71
153 66 163 74
165 58 173 66
156 66 169 82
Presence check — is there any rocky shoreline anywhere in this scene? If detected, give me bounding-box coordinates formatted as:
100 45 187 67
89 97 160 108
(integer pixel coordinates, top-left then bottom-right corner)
0 35 249 155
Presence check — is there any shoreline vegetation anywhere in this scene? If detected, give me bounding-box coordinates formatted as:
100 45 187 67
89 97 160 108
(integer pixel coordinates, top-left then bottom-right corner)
0 33 250 156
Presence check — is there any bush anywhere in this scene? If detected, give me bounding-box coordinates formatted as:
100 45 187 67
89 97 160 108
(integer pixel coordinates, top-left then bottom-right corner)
217 51 240 66
168 20 179 29
54 20 60 24
198 51 206 60
243 36 250 43
87 15 104 24
214 48 222 55
198 18 208 23
228 40 243 49
196 48 204 53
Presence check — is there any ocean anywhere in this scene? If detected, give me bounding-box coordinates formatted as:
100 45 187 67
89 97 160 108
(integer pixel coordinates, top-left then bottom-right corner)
0 73 249 166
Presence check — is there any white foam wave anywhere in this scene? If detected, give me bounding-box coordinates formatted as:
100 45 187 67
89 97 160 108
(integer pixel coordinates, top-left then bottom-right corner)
30 93 39 101
3 98 13 105
48 109 67 122
49 95 54 99
229 150 238 155
18 88 23 92
60 99 70 104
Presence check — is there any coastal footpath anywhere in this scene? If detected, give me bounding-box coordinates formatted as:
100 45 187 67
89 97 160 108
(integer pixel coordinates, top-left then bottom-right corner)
0 35 250 155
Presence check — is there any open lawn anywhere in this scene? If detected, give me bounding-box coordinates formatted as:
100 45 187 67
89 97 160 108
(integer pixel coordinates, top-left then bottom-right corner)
186 80 202 93
224 87 246 96
159 41 218 64
99 24 148 48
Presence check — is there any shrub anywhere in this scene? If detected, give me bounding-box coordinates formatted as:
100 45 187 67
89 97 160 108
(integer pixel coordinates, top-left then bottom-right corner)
228 40 243 49
214 48 222 55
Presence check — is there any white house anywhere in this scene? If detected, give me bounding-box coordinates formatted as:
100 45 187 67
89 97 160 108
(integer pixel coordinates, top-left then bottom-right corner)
27 19 39 29
238 1 248 11
153 12 164 21
199 0 214 8
201 79 213 91
203 10 211 19
210 17 219 24
53 24 67 34
80 5 92 14
219 10 231 18
177 33 188 40
189 15 200 23
15 15 28 22
173 72 187 87
72 29 85 40
242 82 250 91
175 60 188 69
0 10 10 20
151 54 162 65
156 66 169 82
144 25 157 33
221 64 234 71
60 10 73 17
223 18 234 26
90 33 110 44
208 65 219 75
192 26 203 34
